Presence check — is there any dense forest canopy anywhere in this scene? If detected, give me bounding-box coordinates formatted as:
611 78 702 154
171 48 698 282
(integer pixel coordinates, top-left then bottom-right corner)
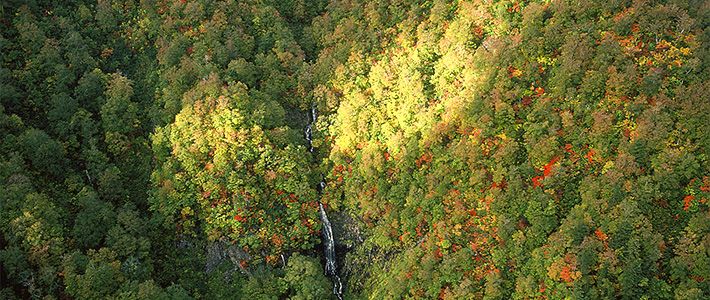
0 0 708 299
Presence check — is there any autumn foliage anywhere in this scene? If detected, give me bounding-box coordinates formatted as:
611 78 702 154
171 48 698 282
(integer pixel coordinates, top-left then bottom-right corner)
0 0 708 299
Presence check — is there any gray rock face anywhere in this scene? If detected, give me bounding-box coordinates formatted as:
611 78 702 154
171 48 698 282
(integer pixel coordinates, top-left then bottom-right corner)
205 239 251 275
329 210 364 250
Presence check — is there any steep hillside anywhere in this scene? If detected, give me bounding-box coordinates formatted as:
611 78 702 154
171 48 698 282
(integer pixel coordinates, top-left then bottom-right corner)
0 0 708 299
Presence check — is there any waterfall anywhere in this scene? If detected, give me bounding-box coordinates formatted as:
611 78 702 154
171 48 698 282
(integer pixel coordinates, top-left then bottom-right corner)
319 203 343 299
305 124 314 153
304 106 316 153
306 105 344 300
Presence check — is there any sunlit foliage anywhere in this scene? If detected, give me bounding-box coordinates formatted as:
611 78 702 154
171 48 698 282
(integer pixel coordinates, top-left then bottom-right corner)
0 0 707 299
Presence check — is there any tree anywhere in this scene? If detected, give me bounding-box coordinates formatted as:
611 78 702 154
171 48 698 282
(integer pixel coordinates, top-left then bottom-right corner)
283 254 331 299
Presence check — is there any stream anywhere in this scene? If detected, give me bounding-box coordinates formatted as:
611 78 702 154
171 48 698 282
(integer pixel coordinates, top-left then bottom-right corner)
305 105 344 300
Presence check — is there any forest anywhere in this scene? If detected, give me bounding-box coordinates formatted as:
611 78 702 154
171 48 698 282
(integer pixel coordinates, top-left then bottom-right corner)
0 0 708 299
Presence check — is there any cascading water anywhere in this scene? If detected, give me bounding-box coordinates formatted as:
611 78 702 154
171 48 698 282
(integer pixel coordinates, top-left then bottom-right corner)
305 106 316 153
305 105 344 300
305 125 314 153
319 202 343 299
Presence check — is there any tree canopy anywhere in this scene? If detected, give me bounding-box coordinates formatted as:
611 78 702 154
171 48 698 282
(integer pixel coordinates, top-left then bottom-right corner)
0 0 708 299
